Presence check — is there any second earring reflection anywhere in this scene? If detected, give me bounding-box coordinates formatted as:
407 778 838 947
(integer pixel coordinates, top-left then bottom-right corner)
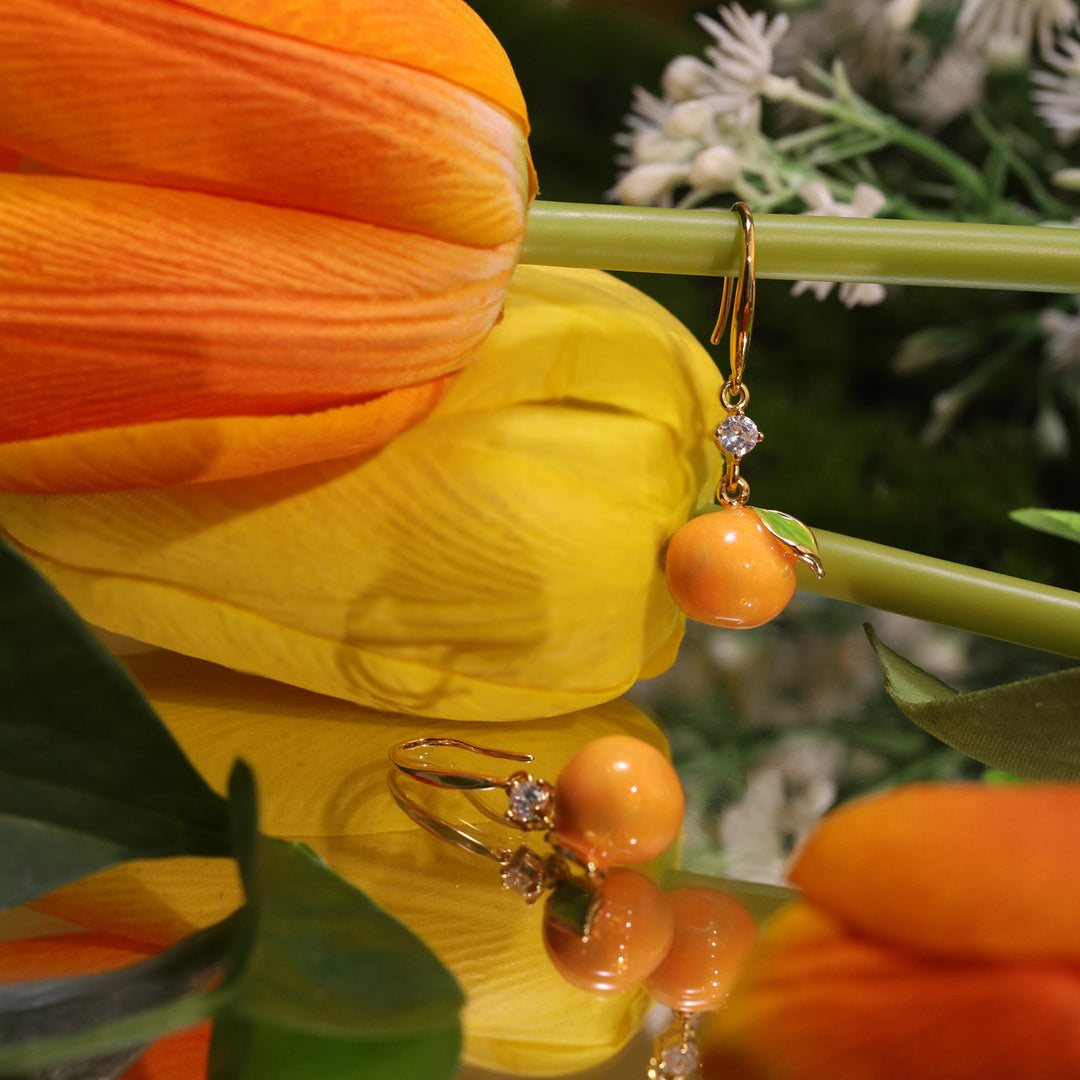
664 202 824 630
388 734 758 1080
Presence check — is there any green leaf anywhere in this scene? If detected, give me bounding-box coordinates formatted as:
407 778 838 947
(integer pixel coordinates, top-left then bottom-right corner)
209 829 464 1080
213 1017 461 1080
0 973 226 1072
0 787 463 1080
866 624 1080 780
231 837 463 1038
1009 507 1080 545
0 536 231 906
983 768 1027 784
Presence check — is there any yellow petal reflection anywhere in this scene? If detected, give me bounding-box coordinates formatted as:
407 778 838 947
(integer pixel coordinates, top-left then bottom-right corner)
0 267 722 720
32 652 671 1075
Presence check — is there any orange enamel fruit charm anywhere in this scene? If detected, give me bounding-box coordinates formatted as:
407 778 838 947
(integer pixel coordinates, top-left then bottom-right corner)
644 887 757 1012
552 735 685 866
543 867 675 994
664 503 799 628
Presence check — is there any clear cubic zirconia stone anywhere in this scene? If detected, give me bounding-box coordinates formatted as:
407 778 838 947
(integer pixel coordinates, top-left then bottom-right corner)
506 776 553 828
500 846 546 902
659 1042 701 1079
717 414 760 457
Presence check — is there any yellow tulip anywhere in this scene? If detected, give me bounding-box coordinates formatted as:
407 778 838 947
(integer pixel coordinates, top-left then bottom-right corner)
0 266 722 720
28 651 672 1076
0 0 534 491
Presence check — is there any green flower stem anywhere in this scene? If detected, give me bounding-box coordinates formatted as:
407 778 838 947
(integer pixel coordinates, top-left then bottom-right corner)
797 530 1080 660
521 202 1080 293
764 74 990 204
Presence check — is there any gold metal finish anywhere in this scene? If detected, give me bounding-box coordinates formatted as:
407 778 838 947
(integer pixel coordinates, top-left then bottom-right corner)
712 202 760 508
387 744 603 913
387 769 512 865
710 201 756 392
390 736 557 831
389 736 533 790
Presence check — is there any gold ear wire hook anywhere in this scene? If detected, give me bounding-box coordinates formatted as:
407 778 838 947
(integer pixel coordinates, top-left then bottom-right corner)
389 736 534 791
709 202 756 391
389 736 557 832
386 769 511 864
386 769 602 904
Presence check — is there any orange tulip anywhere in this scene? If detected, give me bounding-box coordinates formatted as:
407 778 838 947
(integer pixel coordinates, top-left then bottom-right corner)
0 0 535 492
0 930 211 1080
702 783 1080 1080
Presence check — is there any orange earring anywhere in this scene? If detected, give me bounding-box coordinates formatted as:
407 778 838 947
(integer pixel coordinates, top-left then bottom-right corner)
388 735 758 1079
664 202 824 629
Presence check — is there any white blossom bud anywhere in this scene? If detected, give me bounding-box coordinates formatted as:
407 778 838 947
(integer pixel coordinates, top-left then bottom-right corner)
838 281 887 308
885 0 921 32
610 161 691 206
1052 169 1080 192
791 279 835 302
629 128 699 164
850 182 888 218
662 99 714 139
687 144 741 190
661 55 716 101
1035 405 1070 458
921 387 967 445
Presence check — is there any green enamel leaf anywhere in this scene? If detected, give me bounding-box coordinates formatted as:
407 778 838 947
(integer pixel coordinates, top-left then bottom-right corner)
753 507 824 579
0 536 230 907
1009 507 1080 545
753 507 819 553
545 877 600 938
866 624 1080 780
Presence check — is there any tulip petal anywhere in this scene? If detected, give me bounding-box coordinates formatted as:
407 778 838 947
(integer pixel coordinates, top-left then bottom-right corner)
30 652 668 1075
789 784 1080 962
0 931 157 981
0 0 532 245
703 903 1080 1080
182 0 528 130
0 176 511 445
0 379 454 493
120 1023 213 1080
0 266 721 718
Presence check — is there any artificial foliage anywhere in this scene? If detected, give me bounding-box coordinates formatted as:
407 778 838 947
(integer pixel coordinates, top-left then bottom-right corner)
2 1 1080 1078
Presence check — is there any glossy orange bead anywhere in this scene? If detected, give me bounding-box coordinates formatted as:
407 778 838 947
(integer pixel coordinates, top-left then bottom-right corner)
552 735 685 865
644 888 757 1012
543 868 675 994
664 504 796 628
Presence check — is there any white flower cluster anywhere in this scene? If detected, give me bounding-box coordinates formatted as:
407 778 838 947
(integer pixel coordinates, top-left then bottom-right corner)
1033 31 1080 144
611 4 789 210
612 3 888 307
959 0 1078 59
